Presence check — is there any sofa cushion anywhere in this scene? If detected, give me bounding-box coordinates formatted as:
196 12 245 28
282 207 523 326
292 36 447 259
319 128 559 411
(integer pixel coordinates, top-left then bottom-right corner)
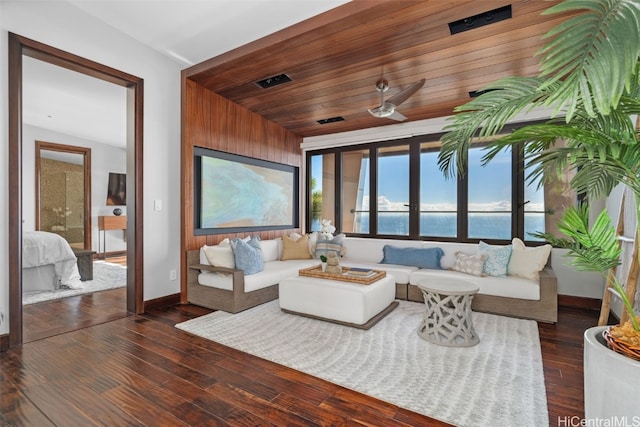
343 237 423 263
422 241 477 269
478 241 512 277
281 235 312 260
198 259 317 292
230 236 264 275
508 238 552 281
260 239 280 262
381 245 444 269
450 251 486 277
410 269 540 300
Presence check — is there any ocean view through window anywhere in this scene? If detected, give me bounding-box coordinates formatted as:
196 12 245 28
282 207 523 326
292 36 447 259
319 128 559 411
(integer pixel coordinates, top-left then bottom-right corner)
307 133 546 242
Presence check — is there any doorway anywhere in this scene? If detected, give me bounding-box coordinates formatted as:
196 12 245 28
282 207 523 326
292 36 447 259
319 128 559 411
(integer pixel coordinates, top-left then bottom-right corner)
7 33 144 348
35 141 92 250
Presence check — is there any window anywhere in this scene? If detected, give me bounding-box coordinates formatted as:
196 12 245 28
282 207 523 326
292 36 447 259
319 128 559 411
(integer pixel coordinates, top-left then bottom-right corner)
420 143 457 238
305 127 547 243
467 145 512 240
341 149 370 233
377 145 410 236
524 156 546 241
309 153 335 233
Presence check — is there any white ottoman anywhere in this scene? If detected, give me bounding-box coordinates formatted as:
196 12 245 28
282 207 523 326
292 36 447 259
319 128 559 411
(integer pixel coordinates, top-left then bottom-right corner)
279 275 397 329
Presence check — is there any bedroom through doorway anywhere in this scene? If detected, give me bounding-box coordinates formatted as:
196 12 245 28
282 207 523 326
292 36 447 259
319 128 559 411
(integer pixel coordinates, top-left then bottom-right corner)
7 33 144 349
20 57 129 343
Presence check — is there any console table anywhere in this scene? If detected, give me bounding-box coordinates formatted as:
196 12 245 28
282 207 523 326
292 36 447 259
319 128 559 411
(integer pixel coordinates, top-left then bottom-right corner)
98 215 126 259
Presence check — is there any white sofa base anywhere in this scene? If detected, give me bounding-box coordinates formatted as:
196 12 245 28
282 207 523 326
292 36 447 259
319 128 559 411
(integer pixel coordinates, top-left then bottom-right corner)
279 275 396 329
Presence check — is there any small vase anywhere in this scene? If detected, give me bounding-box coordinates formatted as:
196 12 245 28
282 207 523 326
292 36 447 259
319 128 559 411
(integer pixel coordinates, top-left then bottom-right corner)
321 262 327 272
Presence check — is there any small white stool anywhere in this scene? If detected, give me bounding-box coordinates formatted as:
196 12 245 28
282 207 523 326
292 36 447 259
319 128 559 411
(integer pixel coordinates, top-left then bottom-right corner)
417 278 480 347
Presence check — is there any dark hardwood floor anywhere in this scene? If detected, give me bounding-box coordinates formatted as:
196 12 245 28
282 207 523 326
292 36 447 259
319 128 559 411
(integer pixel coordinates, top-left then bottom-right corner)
22 256 128 343
22 288 127 343
3 298 601 426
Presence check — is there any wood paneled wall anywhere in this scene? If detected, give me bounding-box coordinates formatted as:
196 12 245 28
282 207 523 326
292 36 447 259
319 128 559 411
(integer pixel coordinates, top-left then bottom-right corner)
181 79 303 300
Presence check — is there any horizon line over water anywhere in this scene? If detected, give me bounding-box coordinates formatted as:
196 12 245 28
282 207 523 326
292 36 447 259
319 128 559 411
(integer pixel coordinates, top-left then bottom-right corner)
312 212 545 241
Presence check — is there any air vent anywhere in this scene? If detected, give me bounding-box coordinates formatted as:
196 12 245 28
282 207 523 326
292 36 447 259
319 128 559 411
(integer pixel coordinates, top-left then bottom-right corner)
255 73 292 89
449 5 512 35
317 116 345 125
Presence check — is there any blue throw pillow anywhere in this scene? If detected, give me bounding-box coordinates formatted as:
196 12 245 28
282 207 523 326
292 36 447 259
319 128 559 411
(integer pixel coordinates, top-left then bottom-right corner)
478 241 512 277
380 245 444 269
230 236 264 275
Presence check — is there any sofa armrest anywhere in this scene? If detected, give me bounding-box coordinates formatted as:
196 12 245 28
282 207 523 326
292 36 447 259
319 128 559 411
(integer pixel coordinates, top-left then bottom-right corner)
188 263 245 293
539 265 557 298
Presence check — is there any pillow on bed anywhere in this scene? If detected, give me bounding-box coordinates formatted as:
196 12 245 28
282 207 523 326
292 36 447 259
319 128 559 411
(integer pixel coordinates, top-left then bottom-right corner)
230 236 264 275
450 252 486 277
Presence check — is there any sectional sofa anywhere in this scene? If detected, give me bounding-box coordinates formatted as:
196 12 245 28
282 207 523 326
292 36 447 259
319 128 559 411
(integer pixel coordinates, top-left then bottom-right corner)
187 235 557 323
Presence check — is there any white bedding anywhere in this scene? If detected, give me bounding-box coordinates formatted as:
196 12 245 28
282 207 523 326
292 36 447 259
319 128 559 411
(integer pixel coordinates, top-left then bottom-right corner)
23 231 83 292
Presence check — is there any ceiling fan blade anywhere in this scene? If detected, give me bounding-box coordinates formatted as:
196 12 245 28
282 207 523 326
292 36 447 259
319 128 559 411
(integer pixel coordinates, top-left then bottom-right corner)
385 78 426 107
387 110 407 121
367 103 407 121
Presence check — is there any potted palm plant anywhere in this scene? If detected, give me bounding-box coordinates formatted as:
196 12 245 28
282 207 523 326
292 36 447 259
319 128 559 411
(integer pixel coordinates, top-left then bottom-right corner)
437 0 640 417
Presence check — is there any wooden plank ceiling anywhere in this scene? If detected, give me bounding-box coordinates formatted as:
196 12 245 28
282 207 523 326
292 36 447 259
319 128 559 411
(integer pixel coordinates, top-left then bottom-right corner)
184 0 576 138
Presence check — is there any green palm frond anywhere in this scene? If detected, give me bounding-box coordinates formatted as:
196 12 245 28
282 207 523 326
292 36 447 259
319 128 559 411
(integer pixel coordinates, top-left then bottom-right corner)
570 157 635 198
538 0 640 119
439 77 558 178
533 205 621 272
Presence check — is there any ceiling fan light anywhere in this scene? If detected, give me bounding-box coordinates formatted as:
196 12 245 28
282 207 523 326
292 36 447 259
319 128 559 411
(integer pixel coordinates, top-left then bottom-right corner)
368 102 396 118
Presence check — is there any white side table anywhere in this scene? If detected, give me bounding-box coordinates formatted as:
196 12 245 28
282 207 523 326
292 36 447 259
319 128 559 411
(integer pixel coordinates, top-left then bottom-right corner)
417 278 480 347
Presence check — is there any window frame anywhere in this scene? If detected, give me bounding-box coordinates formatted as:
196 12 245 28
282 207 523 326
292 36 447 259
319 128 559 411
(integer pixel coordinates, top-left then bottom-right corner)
305 121 547 244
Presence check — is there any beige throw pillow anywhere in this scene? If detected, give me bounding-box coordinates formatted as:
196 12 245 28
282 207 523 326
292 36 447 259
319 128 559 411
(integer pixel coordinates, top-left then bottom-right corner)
203 238 235 269
281 234 312 260
507 238 552 281
450 251 486 276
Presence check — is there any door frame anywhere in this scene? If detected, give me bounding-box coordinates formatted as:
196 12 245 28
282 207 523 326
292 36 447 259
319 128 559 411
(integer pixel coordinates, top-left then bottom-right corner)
8 33 145 348
35 141 92 250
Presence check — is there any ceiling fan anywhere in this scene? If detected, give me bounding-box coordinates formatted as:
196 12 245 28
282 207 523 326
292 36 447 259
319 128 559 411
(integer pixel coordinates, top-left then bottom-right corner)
367 77 426 121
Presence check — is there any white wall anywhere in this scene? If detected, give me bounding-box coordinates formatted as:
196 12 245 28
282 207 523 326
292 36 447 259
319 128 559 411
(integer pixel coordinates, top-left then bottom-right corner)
303 115 605 299
1 0 182 336
22 124 128 253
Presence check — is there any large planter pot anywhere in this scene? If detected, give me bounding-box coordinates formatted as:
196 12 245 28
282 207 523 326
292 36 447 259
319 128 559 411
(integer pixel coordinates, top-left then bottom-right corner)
584 326 640 418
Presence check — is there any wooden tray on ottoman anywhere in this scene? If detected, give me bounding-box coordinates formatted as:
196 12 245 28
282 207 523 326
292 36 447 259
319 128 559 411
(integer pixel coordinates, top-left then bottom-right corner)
298 265 386 285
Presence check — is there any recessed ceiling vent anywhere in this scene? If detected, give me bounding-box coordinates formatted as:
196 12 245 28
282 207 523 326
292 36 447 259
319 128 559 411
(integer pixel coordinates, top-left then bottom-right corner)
255 73 292 89
317 116 345 124
449 5 512 35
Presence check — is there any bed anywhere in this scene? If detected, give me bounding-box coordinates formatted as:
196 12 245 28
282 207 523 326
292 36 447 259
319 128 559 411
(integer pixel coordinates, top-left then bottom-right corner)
22 231 83 294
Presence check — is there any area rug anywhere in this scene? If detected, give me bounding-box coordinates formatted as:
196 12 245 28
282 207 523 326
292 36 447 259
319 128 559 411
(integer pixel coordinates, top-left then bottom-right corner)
23 261 127 305
176 300 548 427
